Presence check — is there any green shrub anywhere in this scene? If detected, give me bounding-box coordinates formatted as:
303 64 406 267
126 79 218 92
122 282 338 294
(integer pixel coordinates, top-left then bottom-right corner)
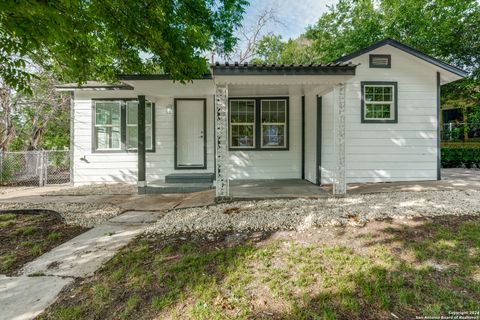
441 145 480 168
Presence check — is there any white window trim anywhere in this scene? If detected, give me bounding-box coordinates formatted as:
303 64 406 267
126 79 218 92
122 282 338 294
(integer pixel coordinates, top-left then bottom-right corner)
94 101 122 151
363 85 395 121
260 99 287 148
229 99 256 149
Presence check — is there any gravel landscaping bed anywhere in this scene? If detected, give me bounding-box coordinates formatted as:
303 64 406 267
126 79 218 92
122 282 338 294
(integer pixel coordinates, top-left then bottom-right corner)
0 202 120 227
45 183 136 196
146 190 480 237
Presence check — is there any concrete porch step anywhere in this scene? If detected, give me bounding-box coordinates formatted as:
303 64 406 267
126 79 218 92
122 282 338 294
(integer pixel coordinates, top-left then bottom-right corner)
143 182 213 194
165 173 215 184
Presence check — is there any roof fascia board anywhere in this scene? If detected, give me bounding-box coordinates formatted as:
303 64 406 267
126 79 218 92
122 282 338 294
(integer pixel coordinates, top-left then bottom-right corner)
212 67 356 76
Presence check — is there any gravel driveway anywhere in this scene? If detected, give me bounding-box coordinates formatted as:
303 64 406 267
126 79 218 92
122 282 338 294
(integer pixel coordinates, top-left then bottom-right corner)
146 190 480 237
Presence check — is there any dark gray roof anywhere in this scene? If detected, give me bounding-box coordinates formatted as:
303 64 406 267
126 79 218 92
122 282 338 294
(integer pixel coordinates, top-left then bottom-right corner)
211 62 357 76
55 81 133 90
335 38 468 78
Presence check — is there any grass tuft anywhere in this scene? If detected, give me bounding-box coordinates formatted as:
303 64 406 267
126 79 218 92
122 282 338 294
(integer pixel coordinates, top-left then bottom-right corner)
0 213 16 221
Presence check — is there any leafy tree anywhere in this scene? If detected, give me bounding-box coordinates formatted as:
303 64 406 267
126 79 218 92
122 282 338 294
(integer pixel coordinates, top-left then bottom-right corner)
0 83 16 151
251 35 286 64
260 0 479 71
0 0 248 93
252 35 316 65
12 71 70 151
252 0 479 105
2 70 70 151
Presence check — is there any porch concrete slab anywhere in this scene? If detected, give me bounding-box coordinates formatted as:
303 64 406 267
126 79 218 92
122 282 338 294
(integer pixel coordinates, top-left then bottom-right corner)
231 179 328 199
21 223 144 278
108 210 164 224
0 275 73 320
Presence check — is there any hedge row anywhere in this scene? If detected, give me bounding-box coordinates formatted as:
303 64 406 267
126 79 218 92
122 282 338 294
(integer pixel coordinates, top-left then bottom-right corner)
441 145 480 168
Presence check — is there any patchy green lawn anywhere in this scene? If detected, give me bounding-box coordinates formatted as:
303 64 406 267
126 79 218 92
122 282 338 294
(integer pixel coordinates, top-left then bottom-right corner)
0 211 88 275
40 216 480 320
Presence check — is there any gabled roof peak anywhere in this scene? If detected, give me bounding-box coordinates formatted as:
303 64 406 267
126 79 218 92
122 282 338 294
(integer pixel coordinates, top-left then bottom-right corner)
335 38 468 78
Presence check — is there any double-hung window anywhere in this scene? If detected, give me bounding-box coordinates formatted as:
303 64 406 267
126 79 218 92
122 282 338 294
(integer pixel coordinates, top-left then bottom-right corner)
94 101 122 150
93 100 154 152
229 98 289 150
230 100 255 148
126 102 153 150
261 100 287 148
361 82 398 123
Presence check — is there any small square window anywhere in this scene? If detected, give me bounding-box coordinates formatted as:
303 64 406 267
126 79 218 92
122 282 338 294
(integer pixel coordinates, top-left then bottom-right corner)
361 82 397 123
369 54 391 68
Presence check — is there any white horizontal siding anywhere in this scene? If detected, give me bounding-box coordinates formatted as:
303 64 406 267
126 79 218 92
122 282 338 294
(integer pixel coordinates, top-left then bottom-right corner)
229 94 302 180
73 91 303 184
72 96 138 184
342 44 438 183
72 92 215 185
146 96 215 182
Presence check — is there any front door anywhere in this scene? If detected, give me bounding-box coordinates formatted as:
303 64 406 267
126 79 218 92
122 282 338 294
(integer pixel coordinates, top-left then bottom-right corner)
175 99 206 169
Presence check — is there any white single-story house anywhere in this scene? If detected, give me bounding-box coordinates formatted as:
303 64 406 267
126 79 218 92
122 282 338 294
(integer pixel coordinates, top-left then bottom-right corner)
57 39 467 200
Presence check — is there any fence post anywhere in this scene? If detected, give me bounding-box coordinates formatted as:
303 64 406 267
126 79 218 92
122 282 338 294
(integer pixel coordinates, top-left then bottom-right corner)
44 151 49 186
38 150 44 187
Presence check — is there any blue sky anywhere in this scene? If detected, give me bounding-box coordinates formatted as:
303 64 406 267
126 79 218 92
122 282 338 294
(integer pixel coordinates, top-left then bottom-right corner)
243 0 339 39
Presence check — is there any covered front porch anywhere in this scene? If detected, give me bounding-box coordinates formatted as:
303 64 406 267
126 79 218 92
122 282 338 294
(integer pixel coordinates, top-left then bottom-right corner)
122 62 355 200
212 63 353 201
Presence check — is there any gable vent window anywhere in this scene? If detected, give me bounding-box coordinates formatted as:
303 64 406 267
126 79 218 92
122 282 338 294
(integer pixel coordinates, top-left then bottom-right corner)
369 54 391 68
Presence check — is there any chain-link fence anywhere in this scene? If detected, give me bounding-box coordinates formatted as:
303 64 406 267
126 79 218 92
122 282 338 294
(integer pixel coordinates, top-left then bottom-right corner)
442 123 480 141
0 150 70 186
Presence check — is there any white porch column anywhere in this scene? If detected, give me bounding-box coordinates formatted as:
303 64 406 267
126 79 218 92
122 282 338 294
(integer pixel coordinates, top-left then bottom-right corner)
215 85 231 202
333 83 346 195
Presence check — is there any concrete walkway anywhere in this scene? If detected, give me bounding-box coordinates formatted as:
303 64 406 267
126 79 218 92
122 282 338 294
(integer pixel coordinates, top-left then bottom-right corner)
0 211 162 320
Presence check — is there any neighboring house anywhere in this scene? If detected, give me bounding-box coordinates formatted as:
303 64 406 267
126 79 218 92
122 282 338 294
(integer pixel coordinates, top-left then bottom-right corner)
57 38 467 200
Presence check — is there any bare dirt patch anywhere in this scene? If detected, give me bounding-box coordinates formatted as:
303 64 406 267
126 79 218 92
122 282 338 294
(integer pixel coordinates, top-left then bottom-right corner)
0 211 89 275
